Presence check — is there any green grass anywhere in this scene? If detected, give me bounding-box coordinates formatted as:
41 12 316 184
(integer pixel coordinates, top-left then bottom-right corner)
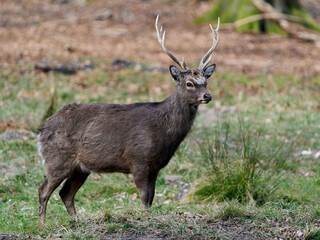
0 62 320 238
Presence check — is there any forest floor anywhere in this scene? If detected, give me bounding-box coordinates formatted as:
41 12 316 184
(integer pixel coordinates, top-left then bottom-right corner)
1 0 320 239
0 0 320 76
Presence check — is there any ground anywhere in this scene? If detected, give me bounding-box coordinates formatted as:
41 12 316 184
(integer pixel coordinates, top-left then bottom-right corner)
0 0 320 239
0 0 320 75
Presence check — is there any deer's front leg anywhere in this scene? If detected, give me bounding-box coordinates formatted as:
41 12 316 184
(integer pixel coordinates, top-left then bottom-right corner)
133 170 158 207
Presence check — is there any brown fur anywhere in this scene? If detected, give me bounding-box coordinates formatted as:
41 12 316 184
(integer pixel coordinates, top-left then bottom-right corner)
38 64 215 223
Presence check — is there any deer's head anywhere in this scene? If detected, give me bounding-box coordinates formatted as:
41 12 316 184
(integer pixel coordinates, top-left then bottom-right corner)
156 15 220 106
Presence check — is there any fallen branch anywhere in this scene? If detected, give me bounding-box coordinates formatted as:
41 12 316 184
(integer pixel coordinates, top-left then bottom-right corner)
250 0 320 44
35 61 95 74
232 12 311 29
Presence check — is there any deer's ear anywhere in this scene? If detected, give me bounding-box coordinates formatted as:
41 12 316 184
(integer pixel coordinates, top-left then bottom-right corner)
169 65 181 81
203 64 216 79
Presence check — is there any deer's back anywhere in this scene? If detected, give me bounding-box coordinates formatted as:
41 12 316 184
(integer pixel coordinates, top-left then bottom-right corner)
39 102 170 173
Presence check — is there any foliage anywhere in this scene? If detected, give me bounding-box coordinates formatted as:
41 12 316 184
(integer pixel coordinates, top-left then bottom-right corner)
194 0 320 34
194 0 265 33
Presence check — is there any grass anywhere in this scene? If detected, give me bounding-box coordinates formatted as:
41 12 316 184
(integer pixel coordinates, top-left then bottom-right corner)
0 61 320 239
189 114 301 205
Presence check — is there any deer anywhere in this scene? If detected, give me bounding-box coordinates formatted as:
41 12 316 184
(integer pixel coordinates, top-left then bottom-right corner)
38 15 220 224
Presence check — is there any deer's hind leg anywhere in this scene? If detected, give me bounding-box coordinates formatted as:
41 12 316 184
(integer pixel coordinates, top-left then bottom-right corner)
38 171 68 224
59 167 90 216
38 147 76 224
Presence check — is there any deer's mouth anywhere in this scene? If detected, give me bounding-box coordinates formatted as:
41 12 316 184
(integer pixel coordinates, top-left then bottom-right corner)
200 100 210 104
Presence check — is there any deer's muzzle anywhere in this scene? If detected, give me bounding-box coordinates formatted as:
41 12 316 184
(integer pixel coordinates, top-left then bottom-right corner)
200 93 212 104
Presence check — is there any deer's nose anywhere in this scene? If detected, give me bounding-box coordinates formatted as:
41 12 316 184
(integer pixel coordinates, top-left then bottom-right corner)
203 93 212 102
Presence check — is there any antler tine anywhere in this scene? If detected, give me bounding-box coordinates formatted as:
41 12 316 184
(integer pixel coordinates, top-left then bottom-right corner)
155 15 188 70
198 17 220 70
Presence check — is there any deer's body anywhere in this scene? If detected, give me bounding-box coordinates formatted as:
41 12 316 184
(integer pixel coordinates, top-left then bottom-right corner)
38 15 220 224
39 94 197 175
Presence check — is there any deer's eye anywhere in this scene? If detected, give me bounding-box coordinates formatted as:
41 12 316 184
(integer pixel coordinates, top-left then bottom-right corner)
186 82 193 87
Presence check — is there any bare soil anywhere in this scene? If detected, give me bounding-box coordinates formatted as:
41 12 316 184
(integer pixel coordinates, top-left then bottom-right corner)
0 0 320 76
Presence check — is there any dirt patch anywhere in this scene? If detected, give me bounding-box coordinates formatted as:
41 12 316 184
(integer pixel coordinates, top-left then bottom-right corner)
0 0 320 76
0 234 32 240
50 213 307 239
0 121 27 132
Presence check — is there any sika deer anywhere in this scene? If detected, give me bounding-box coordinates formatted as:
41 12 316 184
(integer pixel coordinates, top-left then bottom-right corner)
38 15 220 223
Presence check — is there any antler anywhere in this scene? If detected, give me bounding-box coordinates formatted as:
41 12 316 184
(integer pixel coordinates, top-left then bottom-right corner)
198 17 220 70
155 15 188 71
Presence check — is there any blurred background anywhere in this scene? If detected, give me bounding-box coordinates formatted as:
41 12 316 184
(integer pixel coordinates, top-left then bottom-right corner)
1 0 320 239
0 0 319 75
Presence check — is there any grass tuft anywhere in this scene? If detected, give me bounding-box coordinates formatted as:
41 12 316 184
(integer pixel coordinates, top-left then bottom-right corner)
305 229 320 240
40 88 57 128
188 117 291 205
215 201 248 220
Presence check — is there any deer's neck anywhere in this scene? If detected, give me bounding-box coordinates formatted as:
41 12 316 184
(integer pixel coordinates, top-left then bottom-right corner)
149 90 198 169
161 89 198 137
